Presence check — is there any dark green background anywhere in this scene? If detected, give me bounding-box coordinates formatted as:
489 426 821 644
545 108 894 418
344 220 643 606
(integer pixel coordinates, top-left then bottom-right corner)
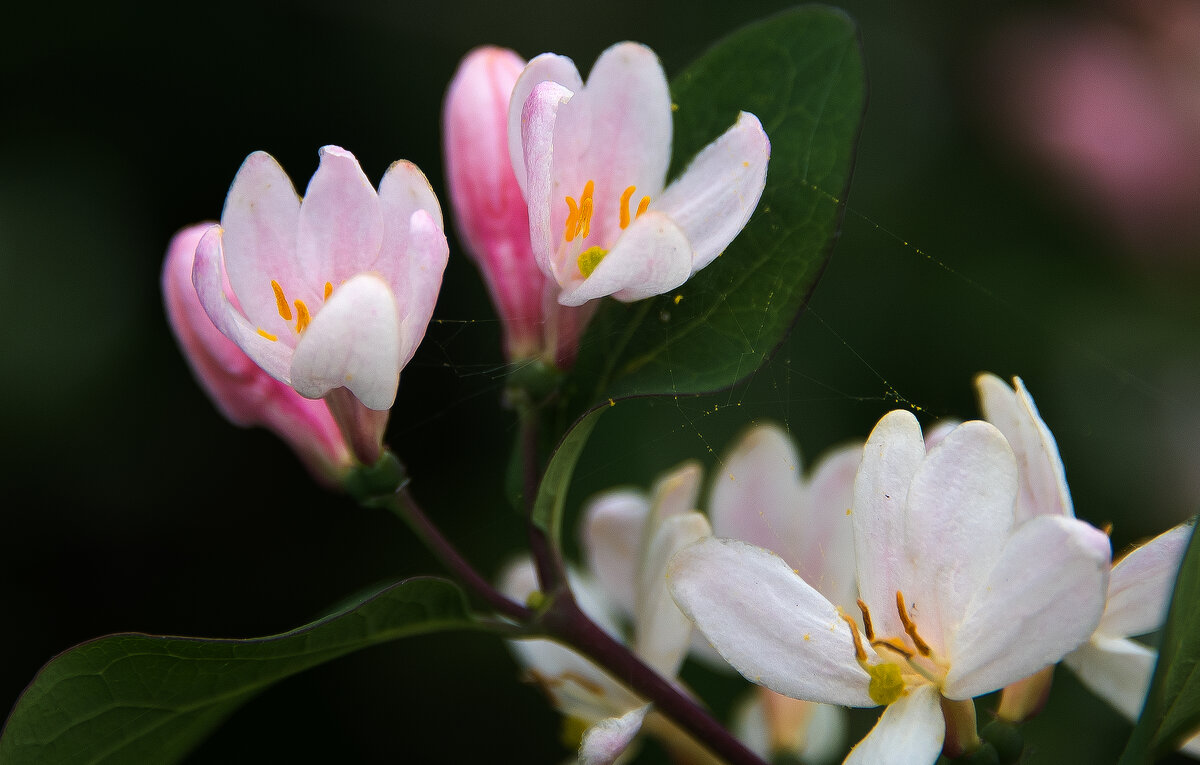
3 1 1198 762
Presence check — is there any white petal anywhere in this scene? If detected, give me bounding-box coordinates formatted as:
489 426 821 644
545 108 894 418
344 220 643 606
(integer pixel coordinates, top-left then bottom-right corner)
582 489 650 618
944 515 1111 699
508 52 583 196
844 684 944 765
1103 521 1193 638
653 112 770 270
192 225 293 382
1064 635 1156 722
852 410 927 640
289 274 400 410
668 537 874 707
558 211 693 306
975 373 1073 522
579 705 649 765
219 151 302 338
296 146 383 287
903 420 1017 656
637 462 703 587
519 80 576 285
634 512 711 678
377 159 444 290
798 443 862 610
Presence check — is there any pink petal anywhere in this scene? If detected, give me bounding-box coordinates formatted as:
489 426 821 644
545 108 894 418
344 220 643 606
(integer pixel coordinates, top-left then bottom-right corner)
192 225 293 382
582 489 649 618
1064 635 1156 722
296 146 383 288
800 443 863 611
668 537 875 707
944 515 1110 699
654 112 770 270
378 159 444 291
219 151 302 338
519 80 576 285
557 211 693 306
288 273 401 410
396 209 449 370
843 684 944 765
579 705 650 765
508 52 583 196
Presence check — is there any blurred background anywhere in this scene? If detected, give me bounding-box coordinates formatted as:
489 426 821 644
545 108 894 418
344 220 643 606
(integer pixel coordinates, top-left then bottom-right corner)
3 0 1199 761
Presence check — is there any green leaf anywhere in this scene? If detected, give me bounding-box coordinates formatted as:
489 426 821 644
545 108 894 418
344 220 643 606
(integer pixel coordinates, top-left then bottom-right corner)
0 578 481 765
565 5 866 407
531 405 607 545
1120 519 1200 764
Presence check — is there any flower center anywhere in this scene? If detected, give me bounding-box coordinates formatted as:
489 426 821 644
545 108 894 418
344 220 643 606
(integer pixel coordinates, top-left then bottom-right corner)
562 179 652 278
256 279 334 342
841 590 947 706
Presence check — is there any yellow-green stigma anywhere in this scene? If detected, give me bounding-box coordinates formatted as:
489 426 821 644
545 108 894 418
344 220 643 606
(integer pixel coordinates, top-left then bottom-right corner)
867 662 906 705
578 246 608 278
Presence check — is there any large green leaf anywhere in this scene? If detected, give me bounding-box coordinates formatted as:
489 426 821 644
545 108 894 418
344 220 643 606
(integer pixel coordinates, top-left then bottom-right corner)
565 5 866 408
0 578 480 765
1121 520 1200 764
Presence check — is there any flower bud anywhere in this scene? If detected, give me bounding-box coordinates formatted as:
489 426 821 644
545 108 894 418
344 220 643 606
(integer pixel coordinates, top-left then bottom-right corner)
162 223 354 484
443 46 591 368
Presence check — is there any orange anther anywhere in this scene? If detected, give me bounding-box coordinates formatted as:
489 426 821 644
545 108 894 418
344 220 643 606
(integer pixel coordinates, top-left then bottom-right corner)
294 299 311 333
636 195 650 218
324 282 333 301
619 185 637 229
271 280 292 321
841 613 867 662
896 591 932 657
857 598 875 641
256 328 278 342
564 196 581 242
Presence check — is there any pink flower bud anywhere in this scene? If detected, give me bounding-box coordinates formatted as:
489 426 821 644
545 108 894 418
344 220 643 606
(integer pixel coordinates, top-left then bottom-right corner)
443 46 592 367
162 223 354 484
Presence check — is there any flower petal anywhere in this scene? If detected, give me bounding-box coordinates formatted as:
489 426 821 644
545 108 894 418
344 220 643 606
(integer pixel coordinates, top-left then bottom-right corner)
653 112 770 270
798 443 862 610
296 146 383 288
519 79 576 285
668 537 874 707
733 691 847 765
579 705 650 765
1102 521 1192 638
582 489 650 618
219 151 302 338
843 684 944 765
558 211 693 306
288 273 400 410
396 209 449 370
975 373 1074 522
852 410 927 640
377 159 444 291
508 52 583 196
1064 635 1156 722
944 515 1111 699
192 225 293 382
575 42 673 246
903 420 1017 656
635 512 711 678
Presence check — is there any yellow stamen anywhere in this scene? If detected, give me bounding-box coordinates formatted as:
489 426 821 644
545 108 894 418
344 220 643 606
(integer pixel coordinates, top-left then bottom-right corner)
896 591 932 657
271 280 292 321
841 613 867 662
636 195 650 218
324 282 333 301
564 197 581 241
562 180 596 242
579 194 593 238
857 598 875 641
577 246 608 278
294 299 311 333
256 328 278 342
619 185 637 229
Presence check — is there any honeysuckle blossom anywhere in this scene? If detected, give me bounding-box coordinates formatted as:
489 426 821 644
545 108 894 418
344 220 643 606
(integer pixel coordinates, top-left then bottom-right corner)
192 146 448 461
508 42 770 307
707 423 861 763
670 410 1112 764
1063 521 1200 756
162 223 353 485
501 463 712 764
443 46 592 367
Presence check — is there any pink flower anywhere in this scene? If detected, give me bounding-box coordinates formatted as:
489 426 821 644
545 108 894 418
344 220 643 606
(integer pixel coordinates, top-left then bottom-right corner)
443 47 592 367
192 146 449 461
162 224 353 484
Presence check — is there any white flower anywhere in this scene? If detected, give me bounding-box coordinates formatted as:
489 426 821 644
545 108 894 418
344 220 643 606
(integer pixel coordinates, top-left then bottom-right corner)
670 410 1112 764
